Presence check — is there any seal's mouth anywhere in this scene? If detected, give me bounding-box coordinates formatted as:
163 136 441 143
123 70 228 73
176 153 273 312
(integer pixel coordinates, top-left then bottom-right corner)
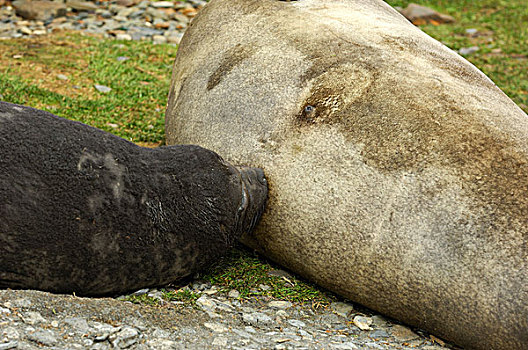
235 166 268 236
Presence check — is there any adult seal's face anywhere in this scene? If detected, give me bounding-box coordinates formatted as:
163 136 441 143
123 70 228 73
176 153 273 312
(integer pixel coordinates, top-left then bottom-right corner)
164 0 528 349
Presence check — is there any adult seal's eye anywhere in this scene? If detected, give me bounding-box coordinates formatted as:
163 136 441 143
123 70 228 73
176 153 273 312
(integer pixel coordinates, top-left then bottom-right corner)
304 105 315 114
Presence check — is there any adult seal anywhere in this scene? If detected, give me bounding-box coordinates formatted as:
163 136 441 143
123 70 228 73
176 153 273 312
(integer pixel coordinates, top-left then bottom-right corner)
0 101 268 296
164 0 528 349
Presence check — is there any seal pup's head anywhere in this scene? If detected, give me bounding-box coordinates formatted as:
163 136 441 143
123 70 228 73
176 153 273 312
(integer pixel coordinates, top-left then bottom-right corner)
235 166 268 239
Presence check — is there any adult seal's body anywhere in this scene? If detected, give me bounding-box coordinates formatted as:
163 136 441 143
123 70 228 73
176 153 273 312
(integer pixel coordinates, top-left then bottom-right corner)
165 0 527 349
0 101 267 296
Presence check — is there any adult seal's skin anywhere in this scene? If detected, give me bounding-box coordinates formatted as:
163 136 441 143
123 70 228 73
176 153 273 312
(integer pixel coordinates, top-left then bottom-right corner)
164 0 527 349
0 101 267 296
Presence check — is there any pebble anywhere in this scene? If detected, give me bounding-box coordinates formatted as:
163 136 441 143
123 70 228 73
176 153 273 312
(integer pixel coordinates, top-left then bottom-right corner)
26 329 57 346
353 315 373 331
287 319 306 328
204 322 227 333
268 300 292 309
331 301 354 318
242 312 273 327
228 289 240 299
459 46 480 55
0 342 18 350
391 324 420 341
22 311 47 325
109 326 139 348
56 74 68 80
94 84 112 93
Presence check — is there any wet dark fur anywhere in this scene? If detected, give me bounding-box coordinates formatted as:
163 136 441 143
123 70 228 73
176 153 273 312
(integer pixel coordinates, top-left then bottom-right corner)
0 102 267 296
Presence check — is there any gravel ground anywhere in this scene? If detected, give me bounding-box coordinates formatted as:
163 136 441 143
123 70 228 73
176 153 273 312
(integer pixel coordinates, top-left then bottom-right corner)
0 281 455 350
0 0 206 44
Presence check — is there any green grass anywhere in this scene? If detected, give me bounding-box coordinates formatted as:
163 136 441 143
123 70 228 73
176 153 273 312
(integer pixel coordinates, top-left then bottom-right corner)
201 247 335 306
0 32 177 144
386 0 528 111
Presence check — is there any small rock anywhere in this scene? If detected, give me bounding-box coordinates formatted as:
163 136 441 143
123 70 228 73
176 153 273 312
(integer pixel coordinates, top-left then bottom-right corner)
459 46 480 55
268 301 292 309
228 289 240 298
18 26 32 35
146 338 177 350
201 286 219 295
287 319 306 328
63 317 90 334
116 56 130 62
22 311 47 325
369 329 390 338
196 295 216 312
214 300 235 313
212 336 228 347
56 74 69 81
12 0 67 21
370 315 388 327
465 28 478 35
267 269 293 279
1 327 19 340
331 302 354 318
330 343 359 350
399 3 455 25
0 306 11 315
66 0 99 12
27 329 57 346
242 312 273 327
0 342 18 350
353 315 373 331
94 84 112 93
91 322 121 342
132 288 149 295
116 0 135 6
259 284 271 291
116 33 132 40
275 310 288 317
152 34 167 44
204 322 227 333
154 21 170 29
110 326 139 348
151 1 174 8
244 326 257 333
166 33 182 45
390 324 419 341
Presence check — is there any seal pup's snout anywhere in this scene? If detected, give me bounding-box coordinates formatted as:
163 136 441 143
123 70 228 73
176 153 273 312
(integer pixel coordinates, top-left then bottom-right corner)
236 166 268 235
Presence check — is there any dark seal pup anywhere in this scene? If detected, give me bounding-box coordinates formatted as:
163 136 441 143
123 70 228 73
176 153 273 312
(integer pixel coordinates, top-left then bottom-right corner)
0 101 267 296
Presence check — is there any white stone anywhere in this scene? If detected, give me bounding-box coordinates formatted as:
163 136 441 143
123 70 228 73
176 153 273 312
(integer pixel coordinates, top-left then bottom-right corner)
268 301 292 309
203 322 227 333
353 315 373 331
151 1 174 8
